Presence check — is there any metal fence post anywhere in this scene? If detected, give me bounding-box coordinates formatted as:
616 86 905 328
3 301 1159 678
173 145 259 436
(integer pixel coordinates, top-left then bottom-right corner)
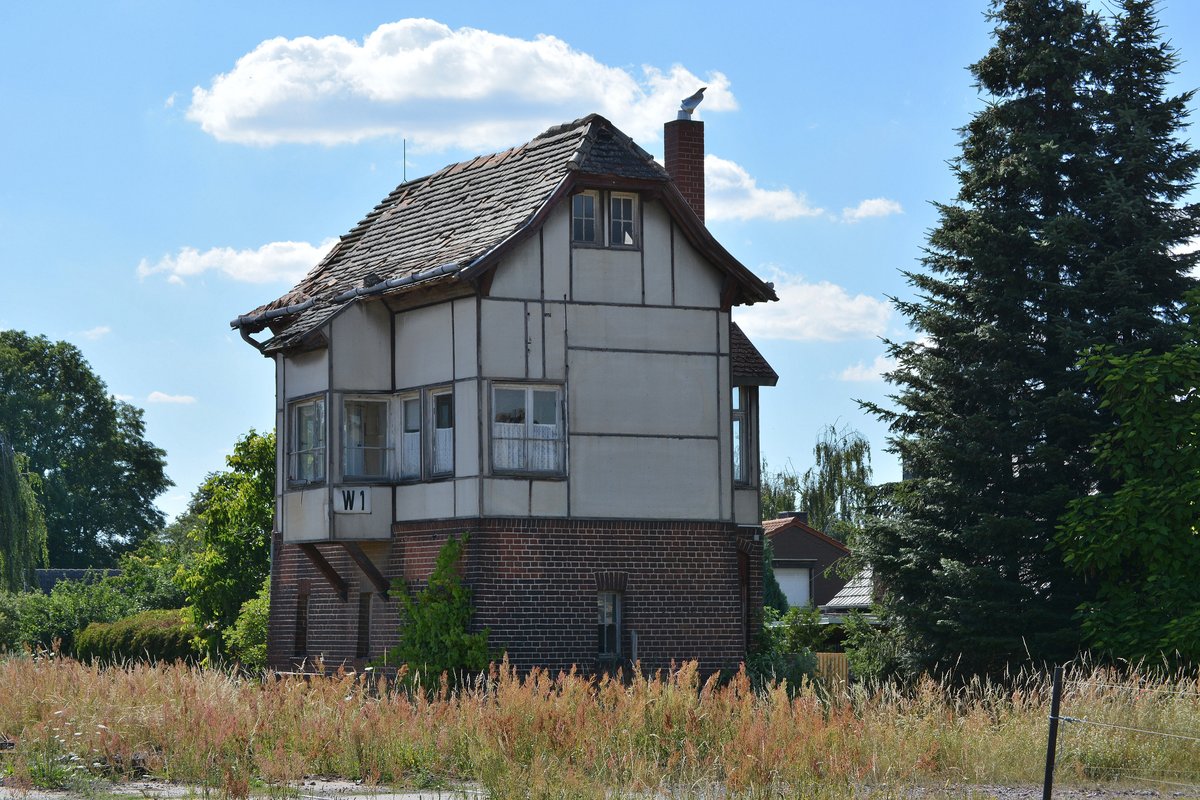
1043 665 1064 800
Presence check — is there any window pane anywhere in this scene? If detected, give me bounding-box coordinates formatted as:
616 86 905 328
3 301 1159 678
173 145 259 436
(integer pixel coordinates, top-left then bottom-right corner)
433 393 454 476
598 592 619 657
401 397 420 479
611 195 635 245
292 399 325 482
532 390 557 426
494 389 525 423
732 416 745 483
344 399 388 477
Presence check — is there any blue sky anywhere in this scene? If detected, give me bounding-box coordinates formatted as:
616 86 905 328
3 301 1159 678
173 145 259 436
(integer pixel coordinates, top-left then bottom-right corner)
2 2 1198 520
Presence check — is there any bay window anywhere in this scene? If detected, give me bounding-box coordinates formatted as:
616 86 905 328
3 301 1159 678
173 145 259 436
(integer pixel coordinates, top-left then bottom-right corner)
431 389 454 477
492 384 563 474
400 395 421 480
732 387 748 484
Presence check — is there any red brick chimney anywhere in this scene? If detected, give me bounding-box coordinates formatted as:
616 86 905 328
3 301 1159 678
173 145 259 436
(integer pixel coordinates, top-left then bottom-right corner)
664 117 704 223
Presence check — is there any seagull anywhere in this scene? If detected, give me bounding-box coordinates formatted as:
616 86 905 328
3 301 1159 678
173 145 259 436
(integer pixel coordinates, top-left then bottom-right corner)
678 87 706 119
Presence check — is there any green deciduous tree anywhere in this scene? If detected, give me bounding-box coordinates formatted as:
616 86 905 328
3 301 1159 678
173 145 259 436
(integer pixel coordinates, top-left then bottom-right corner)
798 424 873 540
176 430 274 656
760 460 800 522
0 331 170 567
1058 297 1200 662
861 0 1198 676
0 434 48 591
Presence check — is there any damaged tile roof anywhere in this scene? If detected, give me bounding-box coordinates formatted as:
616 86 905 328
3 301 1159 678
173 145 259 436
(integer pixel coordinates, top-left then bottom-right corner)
233 114 777 353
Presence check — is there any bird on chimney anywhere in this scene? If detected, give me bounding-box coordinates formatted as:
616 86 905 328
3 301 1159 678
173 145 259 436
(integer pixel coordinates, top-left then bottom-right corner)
678 87 706 119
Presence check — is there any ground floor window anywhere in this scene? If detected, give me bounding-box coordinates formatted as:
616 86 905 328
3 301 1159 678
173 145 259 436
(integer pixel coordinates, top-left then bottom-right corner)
598 591 621 659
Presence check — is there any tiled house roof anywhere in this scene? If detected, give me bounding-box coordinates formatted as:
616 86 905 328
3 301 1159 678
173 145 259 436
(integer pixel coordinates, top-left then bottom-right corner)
233 114 777 354
730 322 779 386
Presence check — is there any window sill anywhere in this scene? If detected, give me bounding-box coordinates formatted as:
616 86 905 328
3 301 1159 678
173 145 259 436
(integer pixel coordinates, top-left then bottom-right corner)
570 241 641 252
287 480 326 491
490 470 567 481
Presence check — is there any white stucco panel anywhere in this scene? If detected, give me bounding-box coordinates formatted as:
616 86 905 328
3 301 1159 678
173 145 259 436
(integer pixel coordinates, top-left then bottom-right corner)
488 234 542 300
642 200 673 306
673 235 722 308
526 302 544 380
395 480 455 522
482 477 531 517
454 380 480 476
572 247 641 305
734 487 760 526
542 204 570 301
569 436 719 519
453 298 478 380
284 348 328 399
395 303 454 388
331 302 391 391
455 477 479 518
530 479 568 517
567 305 716 353
542 302 567 380
480 299 527 378
281 488 329 542
569 349 717 437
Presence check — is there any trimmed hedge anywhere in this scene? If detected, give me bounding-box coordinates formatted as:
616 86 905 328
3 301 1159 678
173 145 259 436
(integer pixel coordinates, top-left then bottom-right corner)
74 609 199 664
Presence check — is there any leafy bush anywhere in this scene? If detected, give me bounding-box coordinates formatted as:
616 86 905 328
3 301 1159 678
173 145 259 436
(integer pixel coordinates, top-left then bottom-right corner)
74 608 198 664
223 577 269 672
0 575 135 655
843 609 903 682
747 606 819 692
380 534 490 688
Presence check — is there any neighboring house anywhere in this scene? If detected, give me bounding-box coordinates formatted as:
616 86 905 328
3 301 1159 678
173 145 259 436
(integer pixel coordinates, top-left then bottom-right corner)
232 107 779 673
763 512 849 608
820 567 875 622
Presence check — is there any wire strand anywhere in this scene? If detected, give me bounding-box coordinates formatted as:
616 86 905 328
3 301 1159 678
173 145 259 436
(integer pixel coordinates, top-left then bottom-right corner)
1058 715 1200 744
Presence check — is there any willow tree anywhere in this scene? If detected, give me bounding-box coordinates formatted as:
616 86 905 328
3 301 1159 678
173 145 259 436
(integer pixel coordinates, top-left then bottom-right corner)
0 433 47 592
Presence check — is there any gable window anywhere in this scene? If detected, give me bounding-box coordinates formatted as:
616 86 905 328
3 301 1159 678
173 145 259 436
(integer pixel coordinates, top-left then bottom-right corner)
400 395 421 480
343 398 389 479
610 192 638 246
289 397 326 484
492 384 563 474
598 591 621 660
732 387 748 484
572 191 598 243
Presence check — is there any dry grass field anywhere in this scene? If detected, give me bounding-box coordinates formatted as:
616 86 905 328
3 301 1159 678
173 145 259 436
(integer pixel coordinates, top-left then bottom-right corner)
0 655 1197 799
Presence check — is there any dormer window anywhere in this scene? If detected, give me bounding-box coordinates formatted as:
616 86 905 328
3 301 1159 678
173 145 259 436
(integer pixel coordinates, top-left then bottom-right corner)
571 190 638 248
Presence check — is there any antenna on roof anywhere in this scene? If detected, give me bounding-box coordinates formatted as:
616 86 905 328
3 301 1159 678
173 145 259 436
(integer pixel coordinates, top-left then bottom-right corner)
678 87 706 120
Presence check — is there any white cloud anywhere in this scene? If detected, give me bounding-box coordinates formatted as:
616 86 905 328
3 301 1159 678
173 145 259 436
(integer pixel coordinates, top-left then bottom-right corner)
79 325 111 340
842 198 903 223
705 155 823 222
733 269 891 342
164 92 176 109
187 19 736 150
839 354 895 382
138 238 337 285
111 393 135 403
147 391 197 405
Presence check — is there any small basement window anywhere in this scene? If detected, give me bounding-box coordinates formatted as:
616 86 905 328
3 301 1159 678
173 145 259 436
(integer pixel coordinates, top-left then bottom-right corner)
598 591 621 660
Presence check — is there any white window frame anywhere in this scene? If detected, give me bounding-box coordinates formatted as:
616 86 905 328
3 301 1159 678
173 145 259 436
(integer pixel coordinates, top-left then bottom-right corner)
609 192 639 247
341 396 391 481
490 383 564 475
288 396 326 486
398 393 422 481
732 386 749 485
572 190 599 244
429 387 455 478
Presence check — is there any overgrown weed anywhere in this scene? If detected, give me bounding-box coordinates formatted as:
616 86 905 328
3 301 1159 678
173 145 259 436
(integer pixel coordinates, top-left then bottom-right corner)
0 654 1197 796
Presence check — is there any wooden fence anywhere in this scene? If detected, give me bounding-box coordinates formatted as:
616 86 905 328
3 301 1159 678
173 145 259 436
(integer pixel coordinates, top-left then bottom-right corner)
816 652 849 689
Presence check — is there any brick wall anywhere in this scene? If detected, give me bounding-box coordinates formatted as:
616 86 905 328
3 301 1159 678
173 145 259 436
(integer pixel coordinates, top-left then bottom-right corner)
664 119 705 223
267 518 762 674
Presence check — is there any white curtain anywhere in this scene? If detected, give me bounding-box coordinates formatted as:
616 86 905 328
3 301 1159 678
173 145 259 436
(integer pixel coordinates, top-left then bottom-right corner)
529 423 559 471
433 427 454 474
401 430 420 478
492 422 524 470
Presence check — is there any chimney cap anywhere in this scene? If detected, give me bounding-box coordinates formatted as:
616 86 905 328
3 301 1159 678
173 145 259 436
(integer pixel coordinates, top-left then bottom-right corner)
677 87 706 120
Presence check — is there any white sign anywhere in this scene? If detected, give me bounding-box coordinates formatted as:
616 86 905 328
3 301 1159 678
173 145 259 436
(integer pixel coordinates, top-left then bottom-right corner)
335 487 371 514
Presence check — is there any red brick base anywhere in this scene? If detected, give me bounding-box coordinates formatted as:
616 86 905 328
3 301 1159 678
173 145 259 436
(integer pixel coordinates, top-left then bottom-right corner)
267 517 763 674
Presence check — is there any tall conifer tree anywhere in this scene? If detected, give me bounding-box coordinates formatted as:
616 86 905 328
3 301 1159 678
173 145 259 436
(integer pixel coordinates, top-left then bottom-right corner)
861 0 1198 676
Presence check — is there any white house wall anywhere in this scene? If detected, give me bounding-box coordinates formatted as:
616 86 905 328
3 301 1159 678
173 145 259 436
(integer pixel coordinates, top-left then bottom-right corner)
331 302 390 391
452 298 477 380
568 349 716 437
570 437 720 519
284 348 328 398
283 489 328 541
572 247 642 305
394 303 455 388
331 485 392 540
673 233 723 308
642 200 673 306
542 206 570 301
568 305 714 354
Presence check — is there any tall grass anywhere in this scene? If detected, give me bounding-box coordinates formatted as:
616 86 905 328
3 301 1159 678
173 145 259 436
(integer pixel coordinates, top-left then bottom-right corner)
0 654 1196 798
